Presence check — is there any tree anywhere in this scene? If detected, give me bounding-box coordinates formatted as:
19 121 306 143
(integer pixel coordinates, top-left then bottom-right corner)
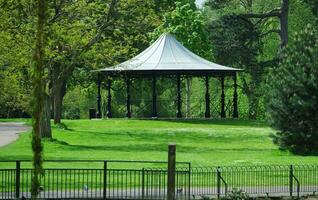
31 0 47 197
302 0 318 22
0 0 52 137
0 0 33 118
152 1 213 117
208 15 264 119
205 0 290 119
267 25 318 154
205 0 289 47
47 0 170 124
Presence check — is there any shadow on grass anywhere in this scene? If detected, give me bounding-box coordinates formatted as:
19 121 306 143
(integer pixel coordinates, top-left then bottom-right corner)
139 118 268 127
44 138 273 153
63 128 269 144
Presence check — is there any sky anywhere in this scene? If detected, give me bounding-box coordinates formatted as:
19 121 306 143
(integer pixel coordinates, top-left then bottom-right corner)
195 0 205 7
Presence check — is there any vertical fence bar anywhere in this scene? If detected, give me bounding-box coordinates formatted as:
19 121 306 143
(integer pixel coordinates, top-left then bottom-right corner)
289 165 293 197
188 163 191 200
15 161 20 199
103 161 107 199
217 167 221 199
142 168 145 199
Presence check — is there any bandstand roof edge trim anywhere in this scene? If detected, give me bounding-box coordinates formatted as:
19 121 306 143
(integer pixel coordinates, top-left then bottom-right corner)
98 33 242 76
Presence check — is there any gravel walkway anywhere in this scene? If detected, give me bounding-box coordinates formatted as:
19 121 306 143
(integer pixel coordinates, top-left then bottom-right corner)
0 122 30 147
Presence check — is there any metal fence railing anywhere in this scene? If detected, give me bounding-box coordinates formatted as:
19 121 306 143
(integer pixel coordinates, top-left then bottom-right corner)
1 161 318 199
0 160 190 200
190 165 318 199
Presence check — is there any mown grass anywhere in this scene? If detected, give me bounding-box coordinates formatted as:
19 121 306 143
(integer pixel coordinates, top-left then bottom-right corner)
0 119 318 167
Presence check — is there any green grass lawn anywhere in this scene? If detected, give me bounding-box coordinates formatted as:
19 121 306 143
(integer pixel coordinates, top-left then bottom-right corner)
0 119 318 167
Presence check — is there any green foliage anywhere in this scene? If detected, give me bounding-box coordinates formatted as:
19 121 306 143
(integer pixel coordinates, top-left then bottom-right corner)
208 15 262 66
63 85 96 119
208 14 264 119
0 68 31 117
302 0 318 21
204 0 234 10
267 24 318 154
221 189 250 200
1 0 317 122
152 1 213 59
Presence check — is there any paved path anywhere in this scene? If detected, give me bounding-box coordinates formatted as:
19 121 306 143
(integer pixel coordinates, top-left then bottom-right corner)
0 122 30 147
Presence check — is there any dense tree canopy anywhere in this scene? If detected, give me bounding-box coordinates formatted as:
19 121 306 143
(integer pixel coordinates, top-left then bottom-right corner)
0 0 317 135
267 25 318 154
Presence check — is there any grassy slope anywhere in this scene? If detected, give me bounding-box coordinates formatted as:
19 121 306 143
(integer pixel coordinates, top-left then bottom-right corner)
0 119 317 167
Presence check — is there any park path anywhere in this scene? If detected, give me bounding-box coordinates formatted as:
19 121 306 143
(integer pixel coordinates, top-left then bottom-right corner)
0 122 30 147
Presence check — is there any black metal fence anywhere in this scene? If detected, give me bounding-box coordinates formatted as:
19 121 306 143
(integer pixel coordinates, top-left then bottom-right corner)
1 160 318 199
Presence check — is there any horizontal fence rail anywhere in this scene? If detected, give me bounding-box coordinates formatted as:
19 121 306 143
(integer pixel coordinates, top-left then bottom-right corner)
0 161 318 199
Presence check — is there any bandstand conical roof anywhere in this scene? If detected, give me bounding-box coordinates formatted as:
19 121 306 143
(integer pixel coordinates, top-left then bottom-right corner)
99 33 241 75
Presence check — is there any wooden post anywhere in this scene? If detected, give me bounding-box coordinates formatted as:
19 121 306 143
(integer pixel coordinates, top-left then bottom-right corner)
152 75 157 118
220 76 226 118
167 144 176 200
176 75 182 118
217 166 221 199
97 73 102 118
205 76 211 118
106 77 112 118
233 73 238 118
126 76 131 118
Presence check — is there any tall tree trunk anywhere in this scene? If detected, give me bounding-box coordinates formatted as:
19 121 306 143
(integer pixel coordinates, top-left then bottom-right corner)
40 94 52 138
53 80 66 124
31 0 47 198
280 0 289 48
247 93 258 120
185 77 191 118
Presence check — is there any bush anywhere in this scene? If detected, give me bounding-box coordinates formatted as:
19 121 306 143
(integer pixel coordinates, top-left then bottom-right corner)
63 107 80 119
266 24 318 154
221 189 250 200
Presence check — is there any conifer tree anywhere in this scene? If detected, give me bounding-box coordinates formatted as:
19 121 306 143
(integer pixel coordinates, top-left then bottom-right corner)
267 25 318 154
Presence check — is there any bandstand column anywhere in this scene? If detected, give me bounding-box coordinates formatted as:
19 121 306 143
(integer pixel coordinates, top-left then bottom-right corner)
233 73 238 118
205 76 211 118
152 75 157 118
106 77 112 118
176 75 182 118
126 76 131 118
220 76 226 118
96 73 102 118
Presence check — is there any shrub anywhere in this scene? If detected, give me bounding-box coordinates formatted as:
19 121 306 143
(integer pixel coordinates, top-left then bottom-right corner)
63 107 80 119
221 188 250 200
266 24 318 154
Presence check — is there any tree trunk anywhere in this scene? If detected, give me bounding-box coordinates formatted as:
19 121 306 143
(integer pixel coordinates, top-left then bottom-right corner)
247 93 259 120
185 77 191 118
241 75 260 120
31 0 47 197
280 0 289 48
40 94 52 138
53 80 66 124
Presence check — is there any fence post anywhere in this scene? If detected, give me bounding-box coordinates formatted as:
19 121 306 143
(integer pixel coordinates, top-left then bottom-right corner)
289 165 293 197
217 166 221 199
142 168 145 199
167 144 176 200
188 163 191 200
103 161 107 199
15 161 20 199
